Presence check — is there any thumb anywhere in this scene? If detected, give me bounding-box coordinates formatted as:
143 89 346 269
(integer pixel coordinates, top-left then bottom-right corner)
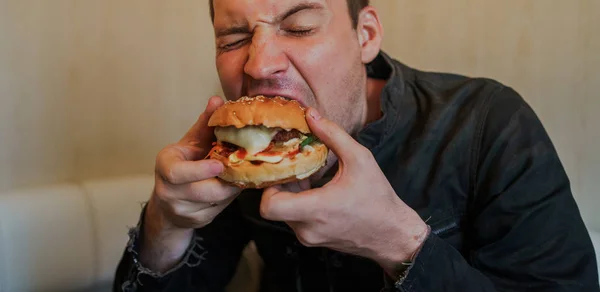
180 96 224 146
305 107 363 164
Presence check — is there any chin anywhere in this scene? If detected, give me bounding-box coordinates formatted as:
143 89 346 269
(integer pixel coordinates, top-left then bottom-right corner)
207 95 329 189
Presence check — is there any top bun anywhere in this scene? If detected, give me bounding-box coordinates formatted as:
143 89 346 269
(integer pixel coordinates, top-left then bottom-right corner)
208 96 311 133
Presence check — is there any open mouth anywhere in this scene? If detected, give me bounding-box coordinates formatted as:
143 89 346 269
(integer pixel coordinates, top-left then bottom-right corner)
253 94 290 100
252 94 307 108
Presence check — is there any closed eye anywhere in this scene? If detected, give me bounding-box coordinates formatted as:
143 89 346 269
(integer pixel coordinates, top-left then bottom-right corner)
286 28 315 37
220 38 249 51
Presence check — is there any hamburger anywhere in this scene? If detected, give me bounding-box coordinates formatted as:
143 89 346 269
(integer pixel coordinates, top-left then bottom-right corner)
207 95 328 189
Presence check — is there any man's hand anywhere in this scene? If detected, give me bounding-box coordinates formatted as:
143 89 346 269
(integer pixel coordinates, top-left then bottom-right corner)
140 96 241 273
260 108 430 276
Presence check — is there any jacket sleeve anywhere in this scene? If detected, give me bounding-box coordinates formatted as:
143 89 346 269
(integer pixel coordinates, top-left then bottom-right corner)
112 198 252 292
391 86 599 291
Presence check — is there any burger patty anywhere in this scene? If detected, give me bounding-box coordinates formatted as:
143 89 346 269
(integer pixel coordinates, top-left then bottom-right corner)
218 142 239 157
272 129 303 143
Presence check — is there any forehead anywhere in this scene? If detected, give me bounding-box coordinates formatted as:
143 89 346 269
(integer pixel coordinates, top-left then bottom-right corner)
212 0 339 22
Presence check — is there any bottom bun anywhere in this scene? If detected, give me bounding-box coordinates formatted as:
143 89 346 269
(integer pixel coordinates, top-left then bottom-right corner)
210 143 328 189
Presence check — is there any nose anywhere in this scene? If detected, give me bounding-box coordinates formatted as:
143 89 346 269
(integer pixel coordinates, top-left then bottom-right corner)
244 30 289 79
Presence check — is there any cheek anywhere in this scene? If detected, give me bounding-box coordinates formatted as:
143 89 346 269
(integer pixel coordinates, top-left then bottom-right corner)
288 38 363 124
293 39 341 76
290 40 350 98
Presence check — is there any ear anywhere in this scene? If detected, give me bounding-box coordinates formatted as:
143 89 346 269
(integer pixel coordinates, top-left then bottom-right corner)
356 6 384 64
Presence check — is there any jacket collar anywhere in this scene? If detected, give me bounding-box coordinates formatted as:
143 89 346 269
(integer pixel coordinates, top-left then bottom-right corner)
356 50 407 153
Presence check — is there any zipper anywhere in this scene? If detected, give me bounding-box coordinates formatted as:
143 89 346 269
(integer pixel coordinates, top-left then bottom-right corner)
432 220 458 236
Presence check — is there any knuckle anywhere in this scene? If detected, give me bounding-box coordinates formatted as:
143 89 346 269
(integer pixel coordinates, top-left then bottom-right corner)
259 198 273 219
297 230 318 247
155 144 174 164
165 167 181 185
152 179 171 200
198 216 214 228
155 145 182 185
169 203 186 218
193 209 218 228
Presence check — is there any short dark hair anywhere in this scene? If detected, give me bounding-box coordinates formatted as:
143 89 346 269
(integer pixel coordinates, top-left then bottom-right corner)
208 0 369 28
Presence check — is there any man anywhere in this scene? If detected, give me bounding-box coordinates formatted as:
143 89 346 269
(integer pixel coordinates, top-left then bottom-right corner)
113 0 599 291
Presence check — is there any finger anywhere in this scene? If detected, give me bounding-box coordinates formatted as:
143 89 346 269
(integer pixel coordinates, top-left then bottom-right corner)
185 177 241 204
175 144 210 162
166 159 224 184
187 195 238 227
260 186 320 222
158 178 240 215
158 146 225 185
171 195 237 229
277 179 311 193
305 107 364 164
180 96 224 146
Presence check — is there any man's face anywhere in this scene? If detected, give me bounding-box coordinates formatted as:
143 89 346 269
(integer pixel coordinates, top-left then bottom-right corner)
212 0 370 135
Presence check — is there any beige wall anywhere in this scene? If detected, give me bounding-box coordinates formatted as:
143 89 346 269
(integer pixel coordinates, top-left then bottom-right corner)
0 0 222 190
1 1 598 229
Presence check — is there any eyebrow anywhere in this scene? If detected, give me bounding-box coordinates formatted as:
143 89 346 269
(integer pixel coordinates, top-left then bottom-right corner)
215 1 325 38
278 2 324 23
215 26 250 38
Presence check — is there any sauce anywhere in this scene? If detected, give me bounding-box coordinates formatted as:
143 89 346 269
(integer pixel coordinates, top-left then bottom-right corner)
287 148 300 158
257 151 283 157
236 148 247 159
217 142 238 158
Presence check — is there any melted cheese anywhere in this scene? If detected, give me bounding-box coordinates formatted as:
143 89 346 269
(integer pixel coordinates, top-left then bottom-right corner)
214 125 279 155
229 151 284 164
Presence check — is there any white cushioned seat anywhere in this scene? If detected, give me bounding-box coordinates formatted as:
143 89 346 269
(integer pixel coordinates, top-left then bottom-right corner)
0 184 95 292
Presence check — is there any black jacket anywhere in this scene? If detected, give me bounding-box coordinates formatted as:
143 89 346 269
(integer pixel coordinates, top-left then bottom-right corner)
113 51 599 292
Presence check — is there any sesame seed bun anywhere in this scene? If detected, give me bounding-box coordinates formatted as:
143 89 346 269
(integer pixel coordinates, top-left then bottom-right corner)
208 95 311 133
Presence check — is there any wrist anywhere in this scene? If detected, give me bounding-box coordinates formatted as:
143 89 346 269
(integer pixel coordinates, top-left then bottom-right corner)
382 223 430 278
144 197 193 238
140 199 194 272
372 208 430 277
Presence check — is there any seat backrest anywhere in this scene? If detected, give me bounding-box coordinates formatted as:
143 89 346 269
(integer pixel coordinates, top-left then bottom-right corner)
80 175 153 285
0 175 154 292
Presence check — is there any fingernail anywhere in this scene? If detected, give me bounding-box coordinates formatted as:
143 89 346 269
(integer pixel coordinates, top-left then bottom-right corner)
309 108 321 121
206 96 219 110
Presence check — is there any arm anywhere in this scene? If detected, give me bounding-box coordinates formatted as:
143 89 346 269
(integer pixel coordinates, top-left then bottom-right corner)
391 87 599 291
112 96 254 292
113 198 252 292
